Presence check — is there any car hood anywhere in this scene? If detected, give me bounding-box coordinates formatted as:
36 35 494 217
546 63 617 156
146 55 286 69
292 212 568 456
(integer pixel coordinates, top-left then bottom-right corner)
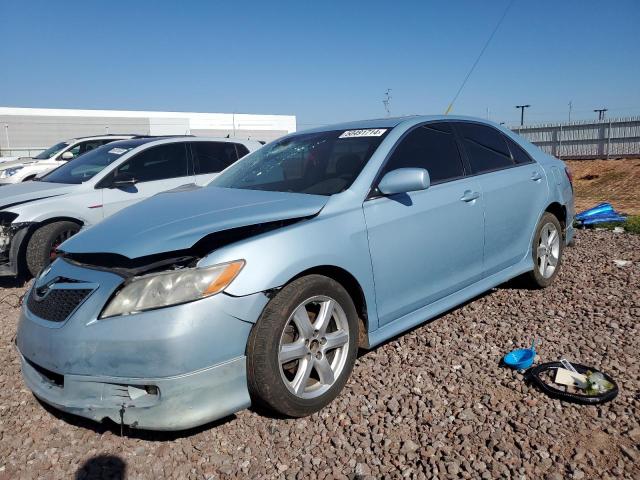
0 156 25 164
0 181 78 211
0 158 46 169
61 186 329 258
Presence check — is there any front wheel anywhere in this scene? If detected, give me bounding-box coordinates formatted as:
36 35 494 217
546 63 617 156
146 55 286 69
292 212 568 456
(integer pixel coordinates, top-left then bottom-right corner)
526 212 563 288
26 221 80 277
246 275 358 417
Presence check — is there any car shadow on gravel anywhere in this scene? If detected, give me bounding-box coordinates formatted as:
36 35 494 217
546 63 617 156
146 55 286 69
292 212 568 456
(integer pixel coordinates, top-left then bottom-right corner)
35 397 238 441
75 454 126 480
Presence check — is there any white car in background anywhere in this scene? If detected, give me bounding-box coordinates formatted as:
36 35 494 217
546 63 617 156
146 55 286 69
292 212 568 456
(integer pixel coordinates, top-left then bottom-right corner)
0 135 136 185
0 136 261 277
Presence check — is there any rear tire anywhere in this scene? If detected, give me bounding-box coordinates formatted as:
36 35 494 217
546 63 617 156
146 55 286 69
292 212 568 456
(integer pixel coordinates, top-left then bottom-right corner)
26 221 80 276
247 274 358 417
526 212 563 288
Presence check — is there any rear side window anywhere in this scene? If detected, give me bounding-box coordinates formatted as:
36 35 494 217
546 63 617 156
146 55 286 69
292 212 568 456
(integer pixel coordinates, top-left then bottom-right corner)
192 142 239 174
504 136 534 164
235 144 250 158
117 143 189 182
381 122 465 184
457 123 514 174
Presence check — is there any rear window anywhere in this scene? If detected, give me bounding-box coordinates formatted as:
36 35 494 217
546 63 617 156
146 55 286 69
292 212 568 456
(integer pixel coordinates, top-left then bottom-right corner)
457 123 514 174
504 136 534 164
192 142 240 174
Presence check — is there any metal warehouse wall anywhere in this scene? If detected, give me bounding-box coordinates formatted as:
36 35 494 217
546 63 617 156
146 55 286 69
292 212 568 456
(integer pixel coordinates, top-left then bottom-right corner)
512 117 640 159
190 128 288 142
0 107 297 157
0 115 150 154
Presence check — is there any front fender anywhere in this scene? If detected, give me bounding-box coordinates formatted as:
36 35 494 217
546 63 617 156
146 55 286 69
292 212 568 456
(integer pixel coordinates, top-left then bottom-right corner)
197 205 381 331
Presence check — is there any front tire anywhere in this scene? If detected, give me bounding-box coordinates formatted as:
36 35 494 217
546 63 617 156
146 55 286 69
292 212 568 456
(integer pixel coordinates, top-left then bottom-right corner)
247 274 358 417
26 221 80 277
526 212 563 288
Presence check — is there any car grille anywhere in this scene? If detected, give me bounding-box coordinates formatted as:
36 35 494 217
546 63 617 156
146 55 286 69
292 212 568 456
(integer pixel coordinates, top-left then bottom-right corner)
26 286 93 323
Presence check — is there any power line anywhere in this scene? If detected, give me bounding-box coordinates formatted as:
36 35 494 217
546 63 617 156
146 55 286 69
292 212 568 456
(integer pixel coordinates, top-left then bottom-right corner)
445 0 516 115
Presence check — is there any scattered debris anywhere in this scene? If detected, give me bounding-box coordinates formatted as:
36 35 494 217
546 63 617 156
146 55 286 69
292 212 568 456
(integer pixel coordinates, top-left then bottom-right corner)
575 202 626 227
613 259 632 267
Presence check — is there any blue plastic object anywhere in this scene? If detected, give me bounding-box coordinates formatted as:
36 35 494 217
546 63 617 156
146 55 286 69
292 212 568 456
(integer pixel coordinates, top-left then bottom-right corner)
575 202 614 220
576 203 626 226
503 340 537 370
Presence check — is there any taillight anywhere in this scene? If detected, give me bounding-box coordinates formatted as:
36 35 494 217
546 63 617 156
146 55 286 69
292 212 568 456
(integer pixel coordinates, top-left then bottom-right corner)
564 167 573 189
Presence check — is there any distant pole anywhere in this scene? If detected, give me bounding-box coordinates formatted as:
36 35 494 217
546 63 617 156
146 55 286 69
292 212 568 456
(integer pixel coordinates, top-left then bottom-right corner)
383 89 392 117
594 108 608 121
486 107 490 120
568 101 573 123
3 124 9 151
515 105 530 126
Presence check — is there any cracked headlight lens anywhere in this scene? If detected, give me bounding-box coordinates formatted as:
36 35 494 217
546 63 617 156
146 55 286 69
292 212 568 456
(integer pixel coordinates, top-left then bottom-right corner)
100 260 245 318
0 166 24 178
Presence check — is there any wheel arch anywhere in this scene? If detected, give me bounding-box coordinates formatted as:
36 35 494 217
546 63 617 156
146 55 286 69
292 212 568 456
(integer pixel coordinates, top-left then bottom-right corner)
287 265 370 349
545 202 567 233
13 216 85 278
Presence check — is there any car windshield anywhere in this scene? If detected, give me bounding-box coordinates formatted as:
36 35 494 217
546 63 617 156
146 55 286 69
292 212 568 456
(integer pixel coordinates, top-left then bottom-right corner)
40 142 137 184
210 129 389 195
34 141 71 159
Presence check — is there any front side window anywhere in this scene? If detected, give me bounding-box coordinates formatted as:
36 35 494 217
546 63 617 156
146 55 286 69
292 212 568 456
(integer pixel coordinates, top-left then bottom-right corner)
380 122 465 184
114 143 189 183
210 129 388 195
34 141 71 160
457 123 514 174
192 142 239 174
65 140 105 160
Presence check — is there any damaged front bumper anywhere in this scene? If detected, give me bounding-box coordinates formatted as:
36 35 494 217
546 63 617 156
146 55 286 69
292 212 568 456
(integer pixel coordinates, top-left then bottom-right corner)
20 353 250 431
0 217 33 276
16 258 270 430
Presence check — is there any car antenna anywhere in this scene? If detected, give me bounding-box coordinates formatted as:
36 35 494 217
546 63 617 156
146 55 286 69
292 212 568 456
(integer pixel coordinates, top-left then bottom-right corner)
444 0 515 115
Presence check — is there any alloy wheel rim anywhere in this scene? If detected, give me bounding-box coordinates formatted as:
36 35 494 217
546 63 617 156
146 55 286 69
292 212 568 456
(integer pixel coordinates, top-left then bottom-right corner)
537 222 560 279
278 295 350 399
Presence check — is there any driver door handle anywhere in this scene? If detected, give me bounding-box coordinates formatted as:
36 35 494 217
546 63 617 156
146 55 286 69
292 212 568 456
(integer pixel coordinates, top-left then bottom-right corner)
460 190 480 202
531 171 543 181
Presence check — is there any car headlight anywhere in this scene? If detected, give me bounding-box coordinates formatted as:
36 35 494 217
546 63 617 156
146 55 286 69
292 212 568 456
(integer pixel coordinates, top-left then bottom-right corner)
100 260 245 318
0 166 24 178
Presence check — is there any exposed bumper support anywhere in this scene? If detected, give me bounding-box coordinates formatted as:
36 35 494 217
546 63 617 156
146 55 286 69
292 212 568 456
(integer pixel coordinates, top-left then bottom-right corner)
0 224 31 277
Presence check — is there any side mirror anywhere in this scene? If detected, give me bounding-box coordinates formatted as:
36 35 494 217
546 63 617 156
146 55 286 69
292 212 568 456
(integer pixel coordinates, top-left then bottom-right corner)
378 168 430 195
60 151 74 160
109 172 138 189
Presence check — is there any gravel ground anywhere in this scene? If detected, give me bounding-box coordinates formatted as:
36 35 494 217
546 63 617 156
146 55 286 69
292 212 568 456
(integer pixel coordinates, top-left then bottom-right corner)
0 230 638 479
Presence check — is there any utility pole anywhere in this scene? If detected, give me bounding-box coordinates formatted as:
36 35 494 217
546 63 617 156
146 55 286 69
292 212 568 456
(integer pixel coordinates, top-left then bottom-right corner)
515 104 530 126
594 108 607 121
486 107 490 120
382 89 392 117
568 101 572 123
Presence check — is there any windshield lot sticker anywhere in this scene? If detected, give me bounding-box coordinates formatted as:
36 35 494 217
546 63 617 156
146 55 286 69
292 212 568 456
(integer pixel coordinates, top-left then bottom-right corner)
339 129 387 138
108 148 129 155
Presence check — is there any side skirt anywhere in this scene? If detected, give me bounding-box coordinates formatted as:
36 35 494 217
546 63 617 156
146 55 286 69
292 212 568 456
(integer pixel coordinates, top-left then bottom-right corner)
367 257 533 348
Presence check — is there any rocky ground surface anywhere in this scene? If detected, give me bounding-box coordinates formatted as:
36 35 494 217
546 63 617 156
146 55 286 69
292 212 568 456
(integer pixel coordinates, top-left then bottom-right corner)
0 230 638 479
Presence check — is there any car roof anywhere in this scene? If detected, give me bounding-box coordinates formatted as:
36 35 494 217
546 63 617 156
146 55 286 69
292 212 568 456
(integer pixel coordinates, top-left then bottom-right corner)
296 114 506 135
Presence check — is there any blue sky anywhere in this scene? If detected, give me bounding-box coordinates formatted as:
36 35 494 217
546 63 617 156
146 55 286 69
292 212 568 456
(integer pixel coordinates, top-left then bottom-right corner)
2 0 639 128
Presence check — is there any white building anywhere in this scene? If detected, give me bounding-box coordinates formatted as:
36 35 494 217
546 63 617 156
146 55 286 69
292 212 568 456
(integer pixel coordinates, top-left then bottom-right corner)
0 107 296 157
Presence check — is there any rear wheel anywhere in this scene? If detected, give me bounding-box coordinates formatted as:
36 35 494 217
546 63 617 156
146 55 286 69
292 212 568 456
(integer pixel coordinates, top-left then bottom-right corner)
526 212 563 288
26 221 80 276
247 275 358 417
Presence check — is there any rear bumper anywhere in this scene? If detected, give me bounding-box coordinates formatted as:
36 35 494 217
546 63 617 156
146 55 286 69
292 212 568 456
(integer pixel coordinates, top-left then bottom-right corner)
20 352 251 431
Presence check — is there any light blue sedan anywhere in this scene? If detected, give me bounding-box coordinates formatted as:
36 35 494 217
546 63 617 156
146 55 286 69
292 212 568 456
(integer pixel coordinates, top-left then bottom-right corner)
17 116 574 430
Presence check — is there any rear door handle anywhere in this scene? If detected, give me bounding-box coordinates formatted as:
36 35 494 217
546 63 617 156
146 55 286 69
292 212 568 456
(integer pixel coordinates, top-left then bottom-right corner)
531 171 543 181
460 190 480 202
